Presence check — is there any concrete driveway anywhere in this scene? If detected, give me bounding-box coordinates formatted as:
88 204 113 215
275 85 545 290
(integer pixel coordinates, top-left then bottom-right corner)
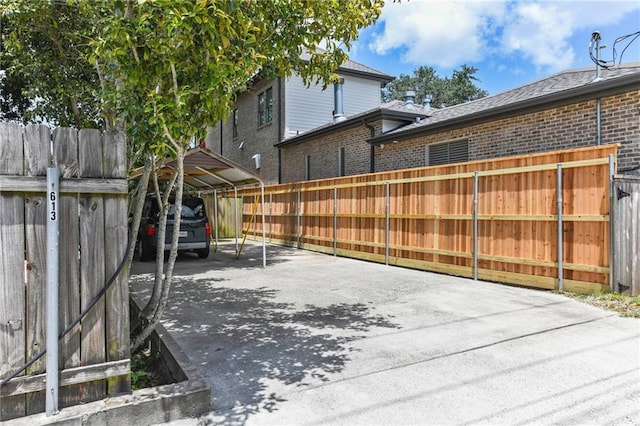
130 240 640 425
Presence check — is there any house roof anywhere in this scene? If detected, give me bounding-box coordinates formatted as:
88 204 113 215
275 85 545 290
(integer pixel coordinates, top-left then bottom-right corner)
300 50 394 83
369 62 640 145
275 100 428 147
129 147 262 192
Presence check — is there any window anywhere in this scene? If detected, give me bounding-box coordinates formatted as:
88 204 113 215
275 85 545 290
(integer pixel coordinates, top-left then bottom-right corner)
338 147 346 177
258 87 273 127
305 155 311 180
425 139 469 166
232 108 238 139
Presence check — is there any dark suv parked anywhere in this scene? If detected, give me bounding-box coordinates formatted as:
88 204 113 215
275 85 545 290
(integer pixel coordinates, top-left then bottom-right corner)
136 195 211 261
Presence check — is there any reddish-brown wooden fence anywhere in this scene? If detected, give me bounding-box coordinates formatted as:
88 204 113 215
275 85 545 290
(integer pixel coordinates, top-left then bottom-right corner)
237 145 619 294
0 123 130 420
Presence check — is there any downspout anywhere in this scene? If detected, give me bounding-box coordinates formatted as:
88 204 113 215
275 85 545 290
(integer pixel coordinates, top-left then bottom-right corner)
364 120 376 173
596 99 602 146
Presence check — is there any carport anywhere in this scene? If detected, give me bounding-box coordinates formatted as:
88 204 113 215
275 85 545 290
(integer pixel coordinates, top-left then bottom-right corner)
129 146 267 267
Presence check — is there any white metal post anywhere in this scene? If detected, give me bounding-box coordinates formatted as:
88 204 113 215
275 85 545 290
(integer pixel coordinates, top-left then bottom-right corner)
213 189 218 252
234 187 239 255
46 166 59 417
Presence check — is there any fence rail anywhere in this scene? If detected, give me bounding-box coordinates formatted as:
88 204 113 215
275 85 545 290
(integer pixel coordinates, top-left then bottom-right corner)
0 123 129 420
236 145 619 294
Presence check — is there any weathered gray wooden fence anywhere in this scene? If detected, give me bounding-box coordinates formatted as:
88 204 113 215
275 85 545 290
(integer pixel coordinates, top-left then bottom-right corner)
613 175 640 296
0 123 130 420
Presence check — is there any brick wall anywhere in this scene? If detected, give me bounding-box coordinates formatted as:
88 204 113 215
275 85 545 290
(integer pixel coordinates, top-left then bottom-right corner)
280 124 376 183
205 78 283 184
375 90 640 173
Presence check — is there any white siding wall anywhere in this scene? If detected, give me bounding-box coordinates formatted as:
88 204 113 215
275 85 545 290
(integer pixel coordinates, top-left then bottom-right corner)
284 72 381 138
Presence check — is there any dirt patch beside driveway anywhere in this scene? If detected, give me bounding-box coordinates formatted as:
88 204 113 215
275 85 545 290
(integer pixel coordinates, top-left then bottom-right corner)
131 240 640 426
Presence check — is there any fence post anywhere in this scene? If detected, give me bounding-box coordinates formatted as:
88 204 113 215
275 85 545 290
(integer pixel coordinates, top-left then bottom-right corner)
297 189 301 248
473 171 479 281
609 154 615 292
261 182 266 268
385 181 390 266
333 187 337 256
269 192 273 244
557 163 564 292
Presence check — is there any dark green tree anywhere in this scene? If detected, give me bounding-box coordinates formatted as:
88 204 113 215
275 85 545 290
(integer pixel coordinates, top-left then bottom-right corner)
383 65 488 107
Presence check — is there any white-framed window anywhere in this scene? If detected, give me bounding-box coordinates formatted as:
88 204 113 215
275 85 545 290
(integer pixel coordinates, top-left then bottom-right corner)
258 87 273 127
232 108 239 139
425 139 469 166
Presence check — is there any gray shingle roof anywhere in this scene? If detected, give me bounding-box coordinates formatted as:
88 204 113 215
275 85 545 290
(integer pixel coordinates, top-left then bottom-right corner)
299 50 393 82
371 62 640 143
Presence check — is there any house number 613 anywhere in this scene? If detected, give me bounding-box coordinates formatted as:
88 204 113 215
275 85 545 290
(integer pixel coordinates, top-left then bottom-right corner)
50 191 56 221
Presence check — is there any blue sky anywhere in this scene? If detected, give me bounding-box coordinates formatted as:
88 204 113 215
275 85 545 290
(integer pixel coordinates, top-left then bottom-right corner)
349 0 640 95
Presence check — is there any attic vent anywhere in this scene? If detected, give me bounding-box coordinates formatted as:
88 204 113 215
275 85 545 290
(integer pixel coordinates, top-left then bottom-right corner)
426 140 469 166
403 90 416 107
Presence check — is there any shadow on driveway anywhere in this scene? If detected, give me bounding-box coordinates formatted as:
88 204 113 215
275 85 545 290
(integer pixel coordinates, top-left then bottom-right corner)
130 241 401 424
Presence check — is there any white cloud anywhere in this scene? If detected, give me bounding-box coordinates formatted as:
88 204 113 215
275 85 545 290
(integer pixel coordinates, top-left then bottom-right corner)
368 0 639 72
370 0 506 69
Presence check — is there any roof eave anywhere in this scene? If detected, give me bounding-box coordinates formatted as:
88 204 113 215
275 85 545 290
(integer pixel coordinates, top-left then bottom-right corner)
368 72 640 145
275 109 425 148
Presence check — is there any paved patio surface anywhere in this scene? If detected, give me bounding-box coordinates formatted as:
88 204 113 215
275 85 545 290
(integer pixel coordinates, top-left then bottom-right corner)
130 240 640 426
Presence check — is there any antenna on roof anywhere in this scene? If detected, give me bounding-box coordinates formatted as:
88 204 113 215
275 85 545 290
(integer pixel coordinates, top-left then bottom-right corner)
590 31 605 81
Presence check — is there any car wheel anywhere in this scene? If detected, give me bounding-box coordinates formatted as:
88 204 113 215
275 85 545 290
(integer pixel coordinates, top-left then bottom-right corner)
197 247 210 259
137 239 153 262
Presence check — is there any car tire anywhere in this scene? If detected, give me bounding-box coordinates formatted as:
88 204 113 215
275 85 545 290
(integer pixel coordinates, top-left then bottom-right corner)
197 247 210 259
137 239 153 262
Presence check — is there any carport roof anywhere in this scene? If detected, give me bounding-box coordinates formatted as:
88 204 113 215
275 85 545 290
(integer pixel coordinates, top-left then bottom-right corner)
129 147 262 191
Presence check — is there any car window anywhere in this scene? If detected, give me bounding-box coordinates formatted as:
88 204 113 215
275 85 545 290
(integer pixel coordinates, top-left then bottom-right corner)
167 200 204 218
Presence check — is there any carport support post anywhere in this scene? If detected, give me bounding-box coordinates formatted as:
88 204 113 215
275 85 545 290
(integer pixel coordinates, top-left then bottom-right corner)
557 163 564 292
608 154 615 292
473 171 479 281
269 192 273 244
46 165 59 416
213 190 218 252
261 182 266 268
333 187 337 256
385 181 390 266
234 187 239 255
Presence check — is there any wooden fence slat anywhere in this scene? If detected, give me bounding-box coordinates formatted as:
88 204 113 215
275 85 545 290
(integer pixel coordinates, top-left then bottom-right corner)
103 131 130 395
53 127 83 409
0 122 27 420
23 124 51 415
615 178 640 295
78 129 106 404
